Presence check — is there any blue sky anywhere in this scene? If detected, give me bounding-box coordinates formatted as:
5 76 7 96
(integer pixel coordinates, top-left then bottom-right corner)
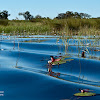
0 0 100 19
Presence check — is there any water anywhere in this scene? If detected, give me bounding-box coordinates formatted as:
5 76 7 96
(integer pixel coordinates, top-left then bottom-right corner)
0 35 100 100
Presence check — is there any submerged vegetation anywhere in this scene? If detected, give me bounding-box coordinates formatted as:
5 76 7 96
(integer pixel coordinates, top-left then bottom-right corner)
74 92 96 96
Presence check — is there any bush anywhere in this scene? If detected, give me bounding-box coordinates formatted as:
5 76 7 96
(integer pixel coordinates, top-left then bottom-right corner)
0 20 8 26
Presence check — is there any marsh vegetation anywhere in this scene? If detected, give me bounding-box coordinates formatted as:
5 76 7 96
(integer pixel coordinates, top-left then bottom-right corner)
0 10 100 36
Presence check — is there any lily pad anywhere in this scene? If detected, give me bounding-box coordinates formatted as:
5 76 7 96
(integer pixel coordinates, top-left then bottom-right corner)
74 92 96 97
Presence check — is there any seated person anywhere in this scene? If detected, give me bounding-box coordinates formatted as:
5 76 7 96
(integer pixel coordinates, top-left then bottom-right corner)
82 51 85 57
48 56 61 63
79 89 92 93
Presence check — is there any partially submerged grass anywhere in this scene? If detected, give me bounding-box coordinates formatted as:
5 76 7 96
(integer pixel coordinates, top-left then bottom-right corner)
74 92 96 97
21 39 48 43
51 55 74 65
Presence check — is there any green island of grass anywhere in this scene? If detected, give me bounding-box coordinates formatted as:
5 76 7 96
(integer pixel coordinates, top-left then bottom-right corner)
74 92 96 97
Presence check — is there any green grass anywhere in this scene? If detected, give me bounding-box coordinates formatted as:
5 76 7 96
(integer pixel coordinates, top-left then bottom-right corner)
74 92 96 97
0 18 100 36
51 55 74 65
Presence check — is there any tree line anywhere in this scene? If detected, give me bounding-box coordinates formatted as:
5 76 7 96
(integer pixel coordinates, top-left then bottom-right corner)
55 11 91 19
0 10 100 20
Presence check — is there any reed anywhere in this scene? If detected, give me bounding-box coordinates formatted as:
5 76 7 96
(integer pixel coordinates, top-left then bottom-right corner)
0 18 100 36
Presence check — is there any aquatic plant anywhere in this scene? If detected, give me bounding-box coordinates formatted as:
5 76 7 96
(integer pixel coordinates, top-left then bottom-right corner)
74 92 96 96
51 55 74 65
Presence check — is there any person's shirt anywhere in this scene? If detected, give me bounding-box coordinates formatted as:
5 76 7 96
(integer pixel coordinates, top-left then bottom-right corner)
51 57 55 62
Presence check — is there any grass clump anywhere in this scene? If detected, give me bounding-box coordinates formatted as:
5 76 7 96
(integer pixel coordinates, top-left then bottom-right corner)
74 92 96 97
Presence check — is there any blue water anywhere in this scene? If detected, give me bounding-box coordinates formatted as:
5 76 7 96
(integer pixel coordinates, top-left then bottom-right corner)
0 35 100 100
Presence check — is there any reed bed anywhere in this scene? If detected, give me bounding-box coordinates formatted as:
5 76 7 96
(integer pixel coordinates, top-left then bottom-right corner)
0 18 100 36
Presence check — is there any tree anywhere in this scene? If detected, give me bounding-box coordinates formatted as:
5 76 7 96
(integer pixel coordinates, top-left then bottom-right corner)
35 15 42 19
80 13 91 19
74 12 80 18
56 13 65 19
97 17 100 19
65 11 74 18
0 12 2 19
18 11 33 20
56 11 74 19
0 10 10 19
80 13 85 19
84 13 91 18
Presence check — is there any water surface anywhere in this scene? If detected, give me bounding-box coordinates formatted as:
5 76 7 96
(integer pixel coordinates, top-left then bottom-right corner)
0 35 100 100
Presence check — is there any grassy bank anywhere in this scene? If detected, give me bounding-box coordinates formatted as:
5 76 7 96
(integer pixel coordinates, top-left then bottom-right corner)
0 18 100 36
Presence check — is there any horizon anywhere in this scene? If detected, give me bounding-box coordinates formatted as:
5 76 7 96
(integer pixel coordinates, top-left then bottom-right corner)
1 0 100 20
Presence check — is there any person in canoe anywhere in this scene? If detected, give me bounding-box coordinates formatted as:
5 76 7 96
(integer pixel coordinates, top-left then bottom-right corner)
48 56 61 63
81 50 87 57
74 89 95 97
79 89 93 93
81 51 85 57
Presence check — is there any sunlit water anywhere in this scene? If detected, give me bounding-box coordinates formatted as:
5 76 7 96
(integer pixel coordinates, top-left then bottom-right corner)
0 35 100 100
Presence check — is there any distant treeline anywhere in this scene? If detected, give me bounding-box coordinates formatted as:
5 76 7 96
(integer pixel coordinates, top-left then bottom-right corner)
0 10 100 20
0 10 100 35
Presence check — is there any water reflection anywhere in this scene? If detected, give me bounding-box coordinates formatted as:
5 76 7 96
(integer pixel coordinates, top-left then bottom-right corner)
48 63 60 77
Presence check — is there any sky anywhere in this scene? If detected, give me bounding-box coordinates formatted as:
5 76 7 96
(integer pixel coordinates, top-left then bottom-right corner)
0 0 100 20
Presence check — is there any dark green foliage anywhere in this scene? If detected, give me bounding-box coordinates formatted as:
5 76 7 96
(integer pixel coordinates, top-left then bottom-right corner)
67 18 80 30
0 20 8 26
30 18 43 22
52 23 64 32
18 11 33 20
35 15 42 19
95 19 100 29
0 10 10 19
56 11 91 19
